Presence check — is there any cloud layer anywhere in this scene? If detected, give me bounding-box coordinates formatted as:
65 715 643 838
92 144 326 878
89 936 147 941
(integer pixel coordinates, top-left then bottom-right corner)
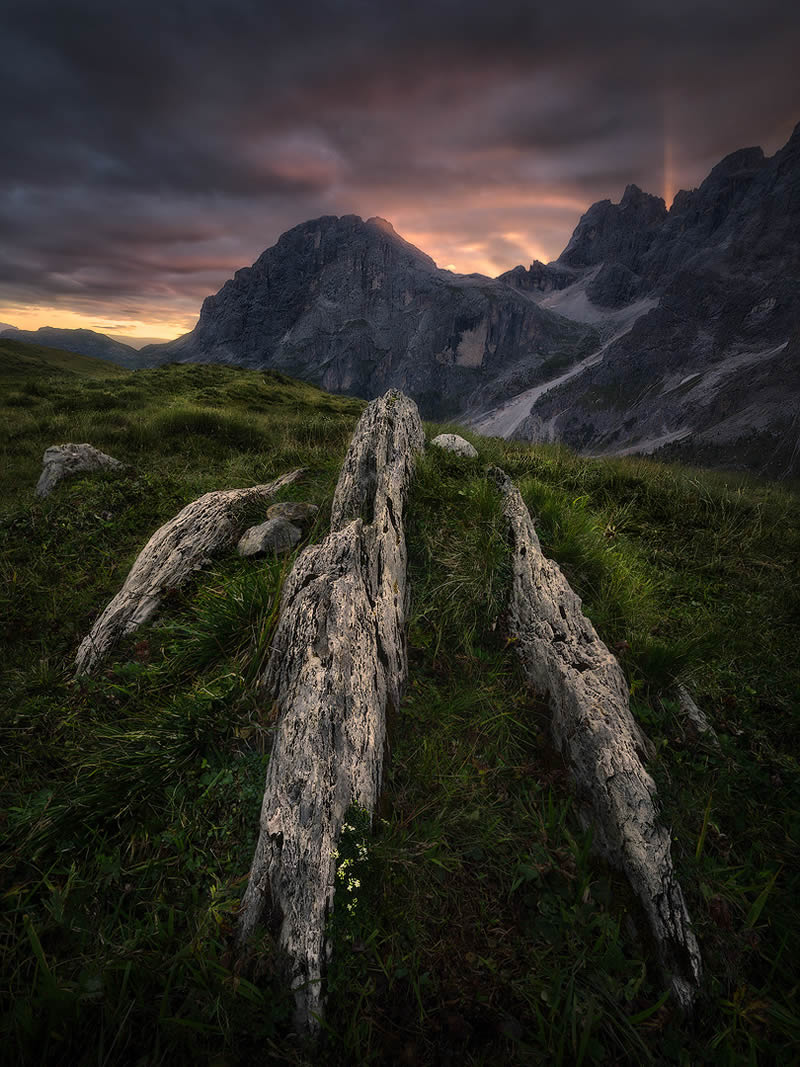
1 0 798 336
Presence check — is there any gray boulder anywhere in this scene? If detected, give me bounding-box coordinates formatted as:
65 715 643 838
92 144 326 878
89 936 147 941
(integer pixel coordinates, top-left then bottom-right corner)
36 443 124 498
266 501 319 528
237 517 302 558
430 433 478 458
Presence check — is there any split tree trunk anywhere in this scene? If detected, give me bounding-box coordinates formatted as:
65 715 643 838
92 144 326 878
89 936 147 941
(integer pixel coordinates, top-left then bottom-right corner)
490 466 702 1011
237 391 424 1029
75 470 305 675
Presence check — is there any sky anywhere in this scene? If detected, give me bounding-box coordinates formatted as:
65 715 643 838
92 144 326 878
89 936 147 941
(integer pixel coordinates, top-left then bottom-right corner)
1 0 798 344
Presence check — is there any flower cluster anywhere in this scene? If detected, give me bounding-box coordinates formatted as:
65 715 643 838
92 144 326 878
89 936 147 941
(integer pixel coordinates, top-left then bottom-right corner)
332 814 370 917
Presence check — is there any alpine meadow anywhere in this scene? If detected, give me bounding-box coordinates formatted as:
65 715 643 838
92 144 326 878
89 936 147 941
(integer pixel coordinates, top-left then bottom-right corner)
1 341 799 1064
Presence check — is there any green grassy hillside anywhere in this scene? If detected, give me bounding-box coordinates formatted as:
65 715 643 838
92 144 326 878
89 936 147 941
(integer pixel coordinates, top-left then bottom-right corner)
1 359 798 1065
0 336 130 381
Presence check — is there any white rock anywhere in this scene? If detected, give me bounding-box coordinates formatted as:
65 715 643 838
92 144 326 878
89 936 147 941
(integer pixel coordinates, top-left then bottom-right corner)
36 443 124 498
237 517 302 558
430 432 478 458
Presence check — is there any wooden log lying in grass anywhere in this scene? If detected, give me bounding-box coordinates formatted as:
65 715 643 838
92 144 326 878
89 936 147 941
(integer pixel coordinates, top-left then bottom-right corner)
490 466 702 1011
237 391 424 1028
75 470 305 675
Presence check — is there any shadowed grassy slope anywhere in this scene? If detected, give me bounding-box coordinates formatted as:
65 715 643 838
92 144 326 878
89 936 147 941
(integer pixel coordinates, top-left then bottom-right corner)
1 360 798 1065
0 336 131 380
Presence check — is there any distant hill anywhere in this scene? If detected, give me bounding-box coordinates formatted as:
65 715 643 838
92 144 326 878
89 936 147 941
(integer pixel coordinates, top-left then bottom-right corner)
110 334 175 350
0 336 129 379
0 321 17 333
0 326 141 369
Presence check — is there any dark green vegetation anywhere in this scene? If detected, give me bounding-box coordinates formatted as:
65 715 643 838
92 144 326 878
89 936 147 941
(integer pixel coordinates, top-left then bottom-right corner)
0 337 129 383
1 343 799 1065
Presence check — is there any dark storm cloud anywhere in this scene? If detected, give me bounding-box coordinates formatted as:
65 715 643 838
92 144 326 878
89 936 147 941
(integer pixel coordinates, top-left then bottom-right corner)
1 0 798 331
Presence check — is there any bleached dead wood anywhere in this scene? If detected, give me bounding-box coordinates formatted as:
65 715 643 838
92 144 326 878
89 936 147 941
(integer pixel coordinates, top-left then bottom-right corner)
237 391 424 1028
490 466 702 1011
74 470 305 674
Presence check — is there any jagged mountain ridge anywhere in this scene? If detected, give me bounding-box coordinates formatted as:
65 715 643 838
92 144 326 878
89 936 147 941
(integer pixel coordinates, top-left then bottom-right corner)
488 123 800 477
141 215 596 419
0 326 141 369
134 121 800 476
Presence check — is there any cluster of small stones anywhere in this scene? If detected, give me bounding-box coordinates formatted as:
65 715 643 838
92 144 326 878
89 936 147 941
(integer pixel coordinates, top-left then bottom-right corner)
237 502 319 559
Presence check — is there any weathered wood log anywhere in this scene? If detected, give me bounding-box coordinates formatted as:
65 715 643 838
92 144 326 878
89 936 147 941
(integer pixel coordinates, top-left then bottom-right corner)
237 391 424 1028
75 470 305 675
490 466 702 1011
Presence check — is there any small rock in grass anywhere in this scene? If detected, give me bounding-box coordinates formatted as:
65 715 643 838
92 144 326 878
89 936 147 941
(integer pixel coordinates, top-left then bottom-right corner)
266 501 319 528
430 433 478 458
36 442 124 498
237 517 302 558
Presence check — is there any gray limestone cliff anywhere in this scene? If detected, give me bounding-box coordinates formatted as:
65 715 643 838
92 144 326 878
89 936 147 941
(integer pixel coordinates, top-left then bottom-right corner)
483 122 800 478
140 215 595 420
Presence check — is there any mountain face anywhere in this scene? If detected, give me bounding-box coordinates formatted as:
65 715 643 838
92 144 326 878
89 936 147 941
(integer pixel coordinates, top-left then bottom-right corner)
141 122 800 477
141 215 596 419
0 326 141 369
484 122 800 478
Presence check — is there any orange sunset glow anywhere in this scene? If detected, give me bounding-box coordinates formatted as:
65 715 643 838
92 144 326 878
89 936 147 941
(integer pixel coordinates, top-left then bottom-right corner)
0 305 189 344
1 0 797 346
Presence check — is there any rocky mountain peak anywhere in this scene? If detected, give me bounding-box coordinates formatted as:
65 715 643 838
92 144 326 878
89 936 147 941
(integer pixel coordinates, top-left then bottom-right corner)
509 122 800 479
620 183 666 217
264 213 438 273
366 215 397 234
557 184 666 271
706 146 766 182
141 212 594 419
774 120 800 174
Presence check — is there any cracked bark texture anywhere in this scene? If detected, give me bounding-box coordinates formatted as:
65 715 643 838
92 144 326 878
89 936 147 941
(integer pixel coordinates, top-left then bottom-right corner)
490 466 702 1011
75 470 305 675
237 391 424 1029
